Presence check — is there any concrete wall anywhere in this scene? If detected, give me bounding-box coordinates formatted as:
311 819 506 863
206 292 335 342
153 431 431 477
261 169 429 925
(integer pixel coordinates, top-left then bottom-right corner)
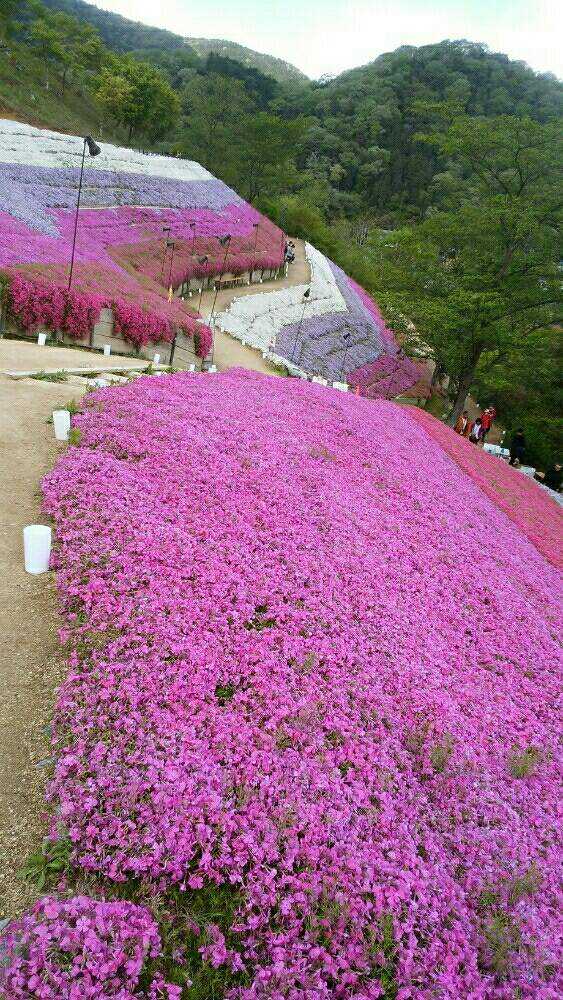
4 306 202 370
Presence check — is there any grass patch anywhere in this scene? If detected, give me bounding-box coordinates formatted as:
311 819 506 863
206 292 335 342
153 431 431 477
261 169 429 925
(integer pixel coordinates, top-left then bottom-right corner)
508 746 542 778
30 369 68 383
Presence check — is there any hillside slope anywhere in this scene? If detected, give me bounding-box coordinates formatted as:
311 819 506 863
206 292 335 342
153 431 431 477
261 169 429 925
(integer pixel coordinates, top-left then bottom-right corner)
0 119 418 389
40 0 307 83
2 369 560 998
186 36 308 83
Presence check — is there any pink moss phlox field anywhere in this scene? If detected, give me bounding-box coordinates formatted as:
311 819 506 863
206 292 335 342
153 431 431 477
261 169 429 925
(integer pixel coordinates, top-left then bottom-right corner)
407 406 563 570
0 896 181 999
40 371 562 998
0 166 282 351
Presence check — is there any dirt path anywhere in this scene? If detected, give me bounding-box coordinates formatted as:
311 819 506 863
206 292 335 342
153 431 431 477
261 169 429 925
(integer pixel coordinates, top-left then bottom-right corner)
0 375 86 920
198 238 310 372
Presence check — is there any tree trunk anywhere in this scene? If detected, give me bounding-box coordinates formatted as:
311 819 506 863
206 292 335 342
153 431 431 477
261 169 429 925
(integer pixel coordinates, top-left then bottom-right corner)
449 357 480 427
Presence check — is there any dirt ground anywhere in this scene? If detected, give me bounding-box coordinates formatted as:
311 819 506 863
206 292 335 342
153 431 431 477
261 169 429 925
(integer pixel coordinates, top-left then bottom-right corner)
0 375 84 920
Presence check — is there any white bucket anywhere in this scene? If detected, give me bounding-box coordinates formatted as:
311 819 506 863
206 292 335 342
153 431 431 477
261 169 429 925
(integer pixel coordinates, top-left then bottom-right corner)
37 332 47 346
153 353 161 364
103 344 111 357
52 409 70 441
23 524 52 574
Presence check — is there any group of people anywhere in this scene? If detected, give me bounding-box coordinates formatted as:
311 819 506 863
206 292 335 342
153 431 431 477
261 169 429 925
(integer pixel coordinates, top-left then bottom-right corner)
454 406 496 445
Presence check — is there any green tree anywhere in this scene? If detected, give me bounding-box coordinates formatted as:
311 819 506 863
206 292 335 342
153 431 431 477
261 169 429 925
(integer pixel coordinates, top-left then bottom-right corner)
178 72 254 177
238 112 307 202
30 11 103 93
97 57 180 141
370 115 562 423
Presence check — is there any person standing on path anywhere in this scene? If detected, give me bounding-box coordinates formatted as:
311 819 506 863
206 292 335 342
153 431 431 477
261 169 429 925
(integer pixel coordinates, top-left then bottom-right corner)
509 429 526 466
469 417 484 445
454 411 470 435
481 408 494 442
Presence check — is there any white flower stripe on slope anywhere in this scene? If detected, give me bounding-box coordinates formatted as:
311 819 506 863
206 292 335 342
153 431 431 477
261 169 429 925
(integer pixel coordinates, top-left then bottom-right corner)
0 120 212 182
215 244 346 353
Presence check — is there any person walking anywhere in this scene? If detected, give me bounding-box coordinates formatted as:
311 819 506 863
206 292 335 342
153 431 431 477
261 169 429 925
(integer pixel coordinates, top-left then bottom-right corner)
481 408 494 442
509 429 526 466
469 417 483 445
454 410 470 435
535 462 562 492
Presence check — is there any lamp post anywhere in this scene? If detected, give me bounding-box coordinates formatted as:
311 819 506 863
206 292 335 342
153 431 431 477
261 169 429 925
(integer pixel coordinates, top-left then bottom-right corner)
196 256 209 313
68 135 101 295
251 222 259 282
339 329 352 382
208 235 231 367
290 287 311 364
166 240 176 293
160 226 171 285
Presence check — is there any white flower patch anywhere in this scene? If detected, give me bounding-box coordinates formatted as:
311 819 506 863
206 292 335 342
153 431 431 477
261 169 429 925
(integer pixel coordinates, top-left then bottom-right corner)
215 244 346 353
0 119 212 182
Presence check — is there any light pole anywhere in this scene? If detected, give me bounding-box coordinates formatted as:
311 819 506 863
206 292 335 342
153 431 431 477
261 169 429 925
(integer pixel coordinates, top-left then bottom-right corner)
196 256 210 313
251 222 259 282
208 235 232 368
290 287 311 364
166 240 176 294
68 135 101 295
339 329 352 382
160 226 172 285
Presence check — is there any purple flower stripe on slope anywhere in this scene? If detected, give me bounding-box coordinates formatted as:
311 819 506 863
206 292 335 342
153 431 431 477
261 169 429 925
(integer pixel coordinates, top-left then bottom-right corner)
39 370 562 999
0 163 242 234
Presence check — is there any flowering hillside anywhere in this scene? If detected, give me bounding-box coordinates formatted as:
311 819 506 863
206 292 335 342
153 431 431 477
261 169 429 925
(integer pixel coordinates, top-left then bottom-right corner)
4 370 560 998
216 246 421 391
407 407 563 570
0 120 283 351
0 120 419 390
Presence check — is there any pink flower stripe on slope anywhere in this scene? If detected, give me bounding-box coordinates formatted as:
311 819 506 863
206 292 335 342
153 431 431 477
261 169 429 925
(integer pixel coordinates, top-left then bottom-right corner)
39 371 563 998
406 406 563 571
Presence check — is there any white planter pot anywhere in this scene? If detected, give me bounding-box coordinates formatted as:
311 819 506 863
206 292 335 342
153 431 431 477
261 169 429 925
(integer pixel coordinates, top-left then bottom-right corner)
23 524 52 574
52 409 70 441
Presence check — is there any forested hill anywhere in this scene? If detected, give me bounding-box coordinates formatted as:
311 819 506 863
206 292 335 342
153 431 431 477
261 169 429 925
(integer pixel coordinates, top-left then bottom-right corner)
186 37 307 84
276 40 562 222
39 0 306 83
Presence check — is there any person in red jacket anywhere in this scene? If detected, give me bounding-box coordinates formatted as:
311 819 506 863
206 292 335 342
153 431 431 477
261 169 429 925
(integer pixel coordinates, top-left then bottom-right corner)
481 408 494 441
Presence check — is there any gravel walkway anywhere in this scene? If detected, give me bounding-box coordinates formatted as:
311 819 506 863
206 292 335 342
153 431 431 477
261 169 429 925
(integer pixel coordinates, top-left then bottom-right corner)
0 376 84 920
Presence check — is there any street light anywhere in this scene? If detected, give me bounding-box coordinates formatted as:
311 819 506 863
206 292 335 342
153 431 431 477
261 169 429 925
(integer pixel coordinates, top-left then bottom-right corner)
196 256 210 313
208 235 232 367
166 240 176 293
160 226 172 285
251 222 259 282
68 135 101 295
290 287 311 363
339 329 352 382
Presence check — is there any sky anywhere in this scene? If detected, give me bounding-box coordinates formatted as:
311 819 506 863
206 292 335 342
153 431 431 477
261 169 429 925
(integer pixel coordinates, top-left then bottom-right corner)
91 0 562 79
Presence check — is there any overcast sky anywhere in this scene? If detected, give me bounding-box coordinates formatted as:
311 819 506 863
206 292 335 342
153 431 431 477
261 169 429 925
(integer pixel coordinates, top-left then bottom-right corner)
91 0 562 79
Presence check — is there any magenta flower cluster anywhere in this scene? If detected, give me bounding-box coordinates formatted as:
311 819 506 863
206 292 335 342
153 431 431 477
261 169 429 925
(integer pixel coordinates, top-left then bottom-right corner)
408 406 563 569
0 896 180 999
6 271 211 356
36 370 562 998
0 165 282 351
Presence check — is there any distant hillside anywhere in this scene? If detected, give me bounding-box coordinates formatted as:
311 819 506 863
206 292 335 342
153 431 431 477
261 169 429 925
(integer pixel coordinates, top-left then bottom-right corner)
40 0 307 83
40 0 198 56
186 37 307 84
